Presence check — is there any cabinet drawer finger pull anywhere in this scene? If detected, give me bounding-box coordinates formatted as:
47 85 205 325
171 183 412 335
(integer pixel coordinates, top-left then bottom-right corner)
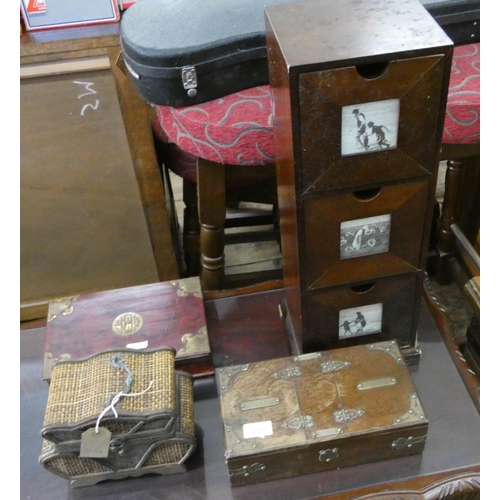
352 187 382 202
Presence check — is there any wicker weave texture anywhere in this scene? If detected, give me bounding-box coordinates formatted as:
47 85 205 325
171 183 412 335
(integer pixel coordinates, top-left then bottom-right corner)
40 367 196 481
44 349 176 427
177 372 195 436
42 440 112 477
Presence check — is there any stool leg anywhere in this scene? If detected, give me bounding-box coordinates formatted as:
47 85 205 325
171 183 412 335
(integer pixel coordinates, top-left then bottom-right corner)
436 158 466 285
182 179 200 276
197 158 226 290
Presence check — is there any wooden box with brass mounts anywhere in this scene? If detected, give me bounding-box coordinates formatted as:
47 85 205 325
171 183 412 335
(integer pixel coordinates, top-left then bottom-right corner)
39 348 197 488
216 340 428 487
265 0 454 363
43 277 212 380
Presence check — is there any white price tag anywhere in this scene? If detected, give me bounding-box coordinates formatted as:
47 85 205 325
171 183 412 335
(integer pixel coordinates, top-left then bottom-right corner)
126 340 149 349
243 421 273 439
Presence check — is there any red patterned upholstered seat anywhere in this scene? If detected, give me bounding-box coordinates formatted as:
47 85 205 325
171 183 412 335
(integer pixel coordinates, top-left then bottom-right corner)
152 86 279 290
155 85 275 170
442 43 480 144
152 118 198 182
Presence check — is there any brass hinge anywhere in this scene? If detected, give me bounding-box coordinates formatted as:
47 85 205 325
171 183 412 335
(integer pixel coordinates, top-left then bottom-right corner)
229 463 266 477
392 435 427 450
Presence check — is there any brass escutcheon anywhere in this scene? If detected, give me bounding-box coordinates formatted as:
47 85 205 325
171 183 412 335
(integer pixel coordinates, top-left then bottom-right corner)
112 312 143 336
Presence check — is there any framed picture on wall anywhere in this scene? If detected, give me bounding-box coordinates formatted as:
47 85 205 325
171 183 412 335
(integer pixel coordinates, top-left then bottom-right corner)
20 0 120 31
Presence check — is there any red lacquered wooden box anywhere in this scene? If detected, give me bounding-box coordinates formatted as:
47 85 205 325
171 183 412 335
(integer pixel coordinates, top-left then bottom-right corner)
43 277 213 380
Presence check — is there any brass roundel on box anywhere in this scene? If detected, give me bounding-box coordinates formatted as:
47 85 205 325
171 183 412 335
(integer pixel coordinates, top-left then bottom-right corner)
112 312 144 336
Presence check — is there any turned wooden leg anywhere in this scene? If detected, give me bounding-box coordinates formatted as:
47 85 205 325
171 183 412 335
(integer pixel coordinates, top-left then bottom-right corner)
197 158 226 290
436 158 466 284
182 179 200 276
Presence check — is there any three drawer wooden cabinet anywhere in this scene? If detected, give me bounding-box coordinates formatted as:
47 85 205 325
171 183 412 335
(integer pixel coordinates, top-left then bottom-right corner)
265 0 453 363
302 273 421 354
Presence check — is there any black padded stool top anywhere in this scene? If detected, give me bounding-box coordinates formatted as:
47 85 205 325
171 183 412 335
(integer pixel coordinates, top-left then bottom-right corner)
120 0 295 105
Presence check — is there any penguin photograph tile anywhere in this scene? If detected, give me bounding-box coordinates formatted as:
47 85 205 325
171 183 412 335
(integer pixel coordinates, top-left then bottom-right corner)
341 99 400 156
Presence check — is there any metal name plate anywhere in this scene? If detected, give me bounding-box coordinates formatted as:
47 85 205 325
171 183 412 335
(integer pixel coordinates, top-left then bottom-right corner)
357 377 397 390
240 397 280 411
293 352 322 362
312 428 344 438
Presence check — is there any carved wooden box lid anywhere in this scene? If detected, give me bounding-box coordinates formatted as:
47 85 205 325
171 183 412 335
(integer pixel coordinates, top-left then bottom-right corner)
216 341 428 485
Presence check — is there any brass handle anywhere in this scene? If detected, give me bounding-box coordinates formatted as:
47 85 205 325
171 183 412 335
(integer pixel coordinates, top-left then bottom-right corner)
318 448 339 462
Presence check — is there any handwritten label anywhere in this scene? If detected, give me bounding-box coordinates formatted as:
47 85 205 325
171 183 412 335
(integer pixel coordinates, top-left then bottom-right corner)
80 427 111 458
73 80 100 116
243 421 273 439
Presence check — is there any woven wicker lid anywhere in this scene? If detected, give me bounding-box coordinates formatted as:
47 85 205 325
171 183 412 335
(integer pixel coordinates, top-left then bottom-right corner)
42 348 177 435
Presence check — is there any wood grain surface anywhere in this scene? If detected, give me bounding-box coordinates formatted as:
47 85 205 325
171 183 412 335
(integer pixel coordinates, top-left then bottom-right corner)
20 68 160 320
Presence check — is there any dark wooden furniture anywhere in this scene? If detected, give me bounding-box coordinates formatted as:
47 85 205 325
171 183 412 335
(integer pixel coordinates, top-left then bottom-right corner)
20 286 479 499
152 86 281 292
20 25 179 322
426 43 480 374
153 135 280 289
430 42 480 287
423 276 479 411
463 275 480 377
194 160 280 291
433 143 480 286
265 0 453 363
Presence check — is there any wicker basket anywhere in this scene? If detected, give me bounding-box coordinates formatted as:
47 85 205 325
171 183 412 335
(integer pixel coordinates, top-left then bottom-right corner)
39 348 196 487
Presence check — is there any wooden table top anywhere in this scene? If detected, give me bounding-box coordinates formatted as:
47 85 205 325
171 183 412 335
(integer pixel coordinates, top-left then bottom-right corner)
20 23 120 61
20 287 479 499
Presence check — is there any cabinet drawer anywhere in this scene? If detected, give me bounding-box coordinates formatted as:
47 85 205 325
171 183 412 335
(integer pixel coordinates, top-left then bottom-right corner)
302 180 429 289
302 273 420 354
298 55 446 194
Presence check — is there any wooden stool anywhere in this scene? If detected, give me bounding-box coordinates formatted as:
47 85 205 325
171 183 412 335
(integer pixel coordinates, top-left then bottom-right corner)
432 43 480 284
153 86 278 291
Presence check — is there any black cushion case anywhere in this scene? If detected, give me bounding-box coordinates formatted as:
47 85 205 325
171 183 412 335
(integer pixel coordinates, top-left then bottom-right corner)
120 0 294 106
